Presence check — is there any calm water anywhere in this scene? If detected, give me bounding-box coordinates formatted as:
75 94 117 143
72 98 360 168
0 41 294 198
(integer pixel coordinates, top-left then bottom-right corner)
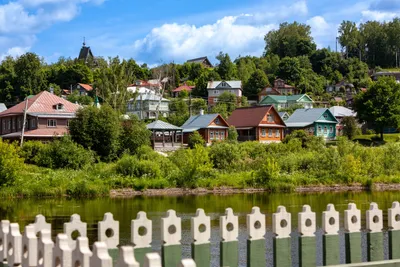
2 191 400 266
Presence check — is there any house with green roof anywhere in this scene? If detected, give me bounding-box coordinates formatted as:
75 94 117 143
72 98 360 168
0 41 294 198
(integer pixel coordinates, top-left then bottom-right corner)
285 108 339 140
259 94 313 110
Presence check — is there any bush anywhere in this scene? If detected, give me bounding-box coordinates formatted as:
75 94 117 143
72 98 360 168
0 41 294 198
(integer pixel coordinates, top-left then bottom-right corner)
227 126 238 142
115 155 162 179
188 131 205 149
20 141 46 164
254 158 280 186
119 115 151 155
169 145 214 188
35 137 95 169
0 139 24 186
209 142 241 170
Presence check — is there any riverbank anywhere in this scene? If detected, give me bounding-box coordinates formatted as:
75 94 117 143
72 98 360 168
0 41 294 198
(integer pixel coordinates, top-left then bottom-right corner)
109 183 400 197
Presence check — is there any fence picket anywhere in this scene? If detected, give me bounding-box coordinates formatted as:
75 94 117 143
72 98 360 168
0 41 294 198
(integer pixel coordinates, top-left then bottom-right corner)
131 211 152 266
161 210 182 267
273 205 291 267
322 204 340 266
298 205 316 267
220 207 239 267
190 209 210 267
246 207 266 267
366 202 384 262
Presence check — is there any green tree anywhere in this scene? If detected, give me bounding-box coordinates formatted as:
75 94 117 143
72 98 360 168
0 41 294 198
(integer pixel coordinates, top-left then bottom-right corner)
342 116 359 140
0 56 16 102
190 98 207 115
338 21 361 58
216 52 237 80
264 22 316 58
0 139 24 186
243 69 269 99
354 77 400 140
188 131 206 149
277 57 302 85
14 52 47 100
119 115 151 155
69 105 121 161
228 126 239 142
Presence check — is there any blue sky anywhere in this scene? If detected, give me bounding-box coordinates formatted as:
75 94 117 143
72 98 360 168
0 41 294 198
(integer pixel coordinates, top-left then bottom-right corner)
0 0 399 65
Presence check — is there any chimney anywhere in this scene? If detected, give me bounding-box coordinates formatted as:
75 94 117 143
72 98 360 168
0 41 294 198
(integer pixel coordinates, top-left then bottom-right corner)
49 87 54 94
200 109 204 115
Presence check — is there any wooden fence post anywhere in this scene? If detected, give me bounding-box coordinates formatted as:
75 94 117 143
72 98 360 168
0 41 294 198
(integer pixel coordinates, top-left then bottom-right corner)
220 208 239 267
246 207 266 267
191 209 210 267
388 201 400 259
344 203 361 264
366 202 383 262
131 211 152 266
298 205 316 267
322 204 340 266
273 206 291 267
161 210 182 267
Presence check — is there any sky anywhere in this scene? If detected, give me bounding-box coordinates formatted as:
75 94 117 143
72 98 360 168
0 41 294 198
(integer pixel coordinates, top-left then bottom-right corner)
1 0 400 65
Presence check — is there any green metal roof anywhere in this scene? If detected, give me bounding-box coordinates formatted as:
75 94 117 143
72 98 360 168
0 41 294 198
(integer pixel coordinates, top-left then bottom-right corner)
285 108 338 128
260 94 313 104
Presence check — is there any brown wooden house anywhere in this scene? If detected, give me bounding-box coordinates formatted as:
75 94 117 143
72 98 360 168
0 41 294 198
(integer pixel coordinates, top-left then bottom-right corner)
227 105 286 143
0 91 80 141
181 112 229 145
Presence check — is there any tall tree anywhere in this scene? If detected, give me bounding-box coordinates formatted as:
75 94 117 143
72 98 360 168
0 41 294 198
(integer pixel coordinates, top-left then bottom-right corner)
216 52 237 80
354 77 400 140
338 21 360 58
264 22 316 58
243 69 269 99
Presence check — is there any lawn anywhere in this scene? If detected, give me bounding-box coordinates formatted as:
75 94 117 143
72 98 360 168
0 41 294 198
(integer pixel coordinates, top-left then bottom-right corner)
353 133 400 146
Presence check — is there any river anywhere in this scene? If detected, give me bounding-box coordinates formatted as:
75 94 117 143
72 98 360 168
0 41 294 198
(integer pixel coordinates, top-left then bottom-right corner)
2 191 400 266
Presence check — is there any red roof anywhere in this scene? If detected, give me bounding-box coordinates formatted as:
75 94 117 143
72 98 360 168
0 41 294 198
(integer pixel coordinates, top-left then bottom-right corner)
227 105 284 128
1 128 68 138
0 91 80 117
172 84 195 93
258 87 281 96
78 83 93 91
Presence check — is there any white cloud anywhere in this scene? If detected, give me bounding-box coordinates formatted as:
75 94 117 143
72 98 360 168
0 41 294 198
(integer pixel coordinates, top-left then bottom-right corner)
0 0 104 60
361 10 398 21
132 15 276 63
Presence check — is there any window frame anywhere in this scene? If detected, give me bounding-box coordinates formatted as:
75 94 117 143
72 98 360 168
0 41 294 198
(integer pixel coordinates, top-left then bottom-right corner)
324 126 328 134
330 126 334 133
267 114 274 122
261 128 266 137
210 131 214 140
215 131 219 140
268 129 273 137
47 119 57 128
220 131 225 140
276 129 280 137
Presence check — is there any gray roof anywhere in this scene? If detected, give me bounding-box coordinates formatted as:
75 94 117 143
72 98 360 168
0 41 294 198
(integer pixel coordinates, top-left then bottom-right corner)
0 104 7 113
285 108 337 128
146 120 182 130
182 114 220 129
207 81 242 89
278 112 289 118
329 106 356 117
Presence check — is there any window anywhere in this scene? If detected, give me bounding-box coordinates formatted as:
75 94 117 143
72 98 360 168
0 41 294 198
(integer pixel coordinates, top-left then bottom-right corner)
213 90 219 95
318 126 322 133
220 131 225 140
12 119 15 130
309 127 314 133
55 103 64 110
268 129 273 137
214 118 220 124
276 129 280 137
267 114 274 122
7 120 11 130
324 114 328 119
18 118 21 129
47 119 57 127
261 128 266 137
210 131 214 140
324 126 327 134
330 126 334 133
215 131 219 140
30 119 36 128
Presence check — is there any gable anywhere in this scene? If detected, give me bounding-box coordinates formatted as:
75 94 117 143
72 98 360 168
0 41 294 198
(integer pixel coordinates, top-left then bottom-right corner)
216 81 232 89
208 114 229 127
297 94 313 103
259 106 285 126
318 110 337 122
260 96 280 104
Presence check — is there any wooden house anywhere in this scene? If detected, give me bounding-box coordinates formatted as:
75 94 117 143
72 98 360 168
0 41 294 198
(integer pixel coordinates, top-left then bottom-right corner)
227 105 286 143
181 112 229 144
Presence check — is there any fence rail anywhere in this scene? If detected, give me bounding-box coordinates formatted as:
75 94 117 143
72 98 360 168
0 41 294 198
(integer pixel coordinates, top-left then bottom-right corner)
1 202 400 266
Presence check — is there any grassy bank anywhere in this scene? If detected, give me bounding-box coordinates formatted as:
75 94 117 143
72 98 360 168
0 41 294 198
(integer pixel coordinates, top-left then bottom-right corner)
3 134 400 198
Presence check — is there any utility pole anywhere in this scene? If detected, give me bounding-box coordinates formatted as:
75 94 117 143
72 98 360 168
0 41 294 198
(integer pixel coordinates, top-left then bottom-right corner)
140 93 143 120
20 97 29 147
189 91 192 116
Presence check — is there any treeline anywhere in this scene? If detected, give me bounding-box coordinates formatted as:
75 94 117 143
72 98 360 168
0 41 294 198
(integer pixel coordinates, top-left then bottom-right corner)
4 19 400 107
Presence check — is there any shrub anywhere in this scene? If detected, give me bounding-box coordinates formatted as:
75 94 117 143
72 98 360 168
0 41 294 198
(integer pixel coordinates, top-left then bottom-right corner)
254 158 280 186
115 155 162 179
209 142 241 170
35 137 95 169
227 126 238 142
188 131 205 148
0 139 24 186
169 145 213 188
20 141 46 164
